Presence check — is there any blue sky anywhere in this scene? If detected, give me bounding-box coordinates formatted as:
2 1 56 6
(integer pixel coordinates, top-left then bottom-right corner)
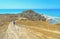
0 0 60 17
0 0 60 9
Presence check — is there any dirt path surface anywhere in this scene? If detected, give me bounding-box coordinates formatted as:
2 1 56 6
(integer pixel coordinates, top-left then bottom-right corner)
0 22 40 39
0 22 60 39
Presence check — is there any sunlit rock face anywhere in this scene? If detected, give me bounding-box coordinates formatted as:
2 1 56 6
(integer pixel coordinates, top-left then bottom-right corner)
48 19 57 24
47 18 60 24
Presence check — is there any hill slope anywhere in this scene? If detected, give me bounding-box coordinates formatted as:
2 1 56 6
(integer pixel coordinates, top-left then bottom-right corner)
16 19 60 39
0 10 60 39
19 10 46 21
0 18 60 39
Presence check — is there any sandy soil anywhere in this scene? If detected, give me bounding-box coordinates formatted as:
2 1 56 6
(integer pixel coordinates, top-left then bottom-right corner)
0 21 60 39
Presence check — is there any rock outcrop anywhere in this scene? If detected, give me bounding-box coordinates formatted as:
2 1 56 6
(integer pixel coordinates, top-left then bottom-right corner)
19 10 46 21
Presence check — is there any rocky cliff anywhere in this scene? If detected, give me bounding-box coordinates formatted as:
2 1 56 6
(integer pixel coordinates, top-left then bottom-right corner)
19 10 46 21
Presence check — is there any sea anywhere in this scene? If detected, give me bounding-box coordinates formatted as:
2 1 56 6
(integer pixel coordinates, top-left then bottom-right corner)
0 9 60 24
0 9 60 17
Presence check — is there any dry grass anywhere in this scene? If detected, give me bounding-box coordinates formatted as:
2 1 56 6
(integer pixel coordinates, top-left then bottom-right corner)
16 19 60 39
0 22 10 32
0 19 60 39
0 14 18 32
16 20 60 31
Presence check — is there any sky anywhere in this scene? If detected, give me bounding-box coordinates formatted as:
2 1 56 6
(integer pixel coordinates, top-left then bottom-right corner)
0 0 60 9
0 0 60 17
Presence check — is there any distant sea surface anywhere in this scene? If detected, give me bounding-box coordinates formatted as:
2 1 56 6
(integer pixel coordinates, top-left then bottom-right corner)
0 9 60 17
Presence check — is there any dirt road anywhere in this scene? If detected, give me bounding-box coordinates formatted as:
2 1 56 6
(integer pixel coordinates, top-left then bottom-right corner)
0 22 60 39
1 22 40 39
